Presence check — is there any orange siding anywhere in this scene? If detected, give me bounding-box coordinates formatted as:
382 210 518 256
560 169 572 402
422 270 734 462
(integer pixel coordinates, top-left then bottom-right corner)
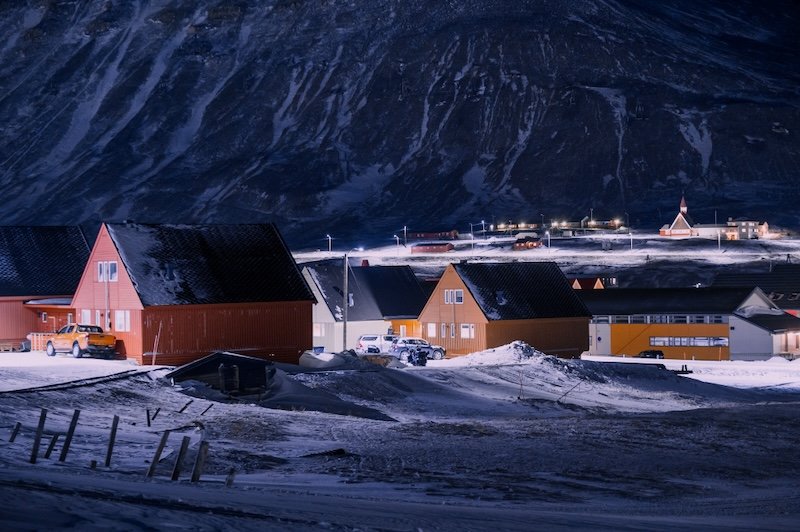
71 224 144 326
390 319 421 337
418 265 488 355
609 323 730 360
0 298 38 342
486 317 589 358
135 301 313 366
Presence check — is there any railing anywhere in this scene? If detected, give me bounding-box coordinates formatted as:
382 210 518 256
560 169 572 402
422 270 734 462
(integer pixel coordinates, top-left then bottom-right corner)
29 333 54 352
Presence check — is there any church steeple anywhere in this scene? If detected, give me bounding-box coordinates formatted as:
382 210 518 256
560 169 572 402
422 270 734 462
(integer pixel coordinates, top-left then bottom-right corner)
679 195 688 214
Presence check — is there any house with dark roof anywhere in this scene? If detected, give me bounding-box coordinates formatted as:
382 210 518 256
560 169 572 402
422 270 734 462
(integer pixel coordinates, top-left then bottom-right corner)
302 260 427 351
712 264 800 316
0 226 90 349
579 287 800 360
418 261 591 358
70 223 315 365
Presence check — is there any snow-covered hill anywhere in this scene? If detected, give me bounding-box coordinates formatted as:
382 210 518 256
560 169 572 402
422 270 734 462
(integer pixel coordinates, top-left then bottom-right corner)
0 1 797 247
1 347 799 529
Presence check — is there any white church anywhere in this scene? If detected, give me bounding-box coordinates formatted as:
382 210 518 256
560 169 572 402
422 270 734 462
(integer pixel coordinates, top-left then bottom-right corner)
659 196 769 240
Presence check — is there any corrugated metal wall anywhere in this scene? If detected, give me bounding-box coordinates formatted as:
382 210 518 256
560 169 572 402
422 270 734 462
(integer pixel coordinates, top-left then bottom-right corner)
138 301 313 366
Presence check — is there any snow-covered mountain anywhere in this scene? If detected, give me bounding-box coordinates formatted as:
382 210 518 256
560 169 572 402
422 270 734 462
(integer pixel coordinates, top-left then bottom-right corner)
0 1 797 247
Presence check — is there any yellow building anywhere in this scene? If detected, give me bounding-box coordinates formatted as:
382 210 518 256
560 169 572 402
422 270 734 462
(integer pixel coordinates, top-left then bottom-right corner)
579 287 800 361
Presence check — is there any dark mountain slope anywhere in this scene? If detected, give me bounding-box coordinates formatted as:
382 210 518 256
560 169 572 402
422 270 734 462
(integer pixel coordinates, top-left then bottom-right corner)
0 1 797 247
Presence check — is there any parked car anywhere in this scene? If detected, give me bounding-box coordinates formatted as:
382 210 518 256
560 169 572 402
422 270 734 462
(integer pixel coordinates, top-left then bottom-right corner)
389 337 446 361
356 334 398 354
637 349 665 359
45 324 117 359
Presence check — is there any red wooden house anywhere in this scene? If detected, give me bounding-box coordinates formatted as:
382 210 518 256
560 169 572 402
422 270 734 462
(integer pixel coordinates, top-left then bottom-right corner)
0 226 90 350
71 223 315 365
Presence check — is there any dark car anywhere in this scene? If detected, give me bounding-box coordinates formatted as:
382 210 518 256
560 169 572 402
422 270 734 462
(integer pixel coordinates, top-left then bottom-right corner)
637 350 665 359
389 337 446 361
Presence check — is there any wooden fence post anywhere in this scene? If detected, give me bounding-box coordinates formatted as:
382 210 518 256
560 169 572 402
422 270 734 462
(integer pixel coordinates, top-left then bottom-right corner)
146 430 170 478
105 415 119 467
30 408 47 464
146 409 151 427
9 422 21 442
151 407 160 421
201 404 213 416
171 436 191 481
190 441 209 482
178 400 193 414
225 467 236 487
44 434 60 459
59 409 80 462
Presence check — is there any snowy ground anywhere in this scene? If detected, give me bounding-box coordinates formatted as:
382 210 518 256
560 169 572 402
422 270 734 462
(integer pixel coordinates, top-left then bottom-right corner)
2 347 800 530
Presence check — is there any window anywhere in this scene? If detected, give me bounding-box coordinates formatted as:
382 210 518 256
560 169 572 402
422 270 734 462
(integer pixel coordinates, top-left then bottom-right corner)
97 261 119 282
443 289 464 305
672 315 688 324
441 323 446 338
630 315 646 324
81 309 91 324
95 310 101 327
450 323 455 338
399 325 407 336
612 315 629 324
40 312 48 323
427 323 437 338
67 313 73 324
114 310 131 332
460 323 475 339
689 315 706 324
595 315 610 323
312 323 324 337
650 336 729 347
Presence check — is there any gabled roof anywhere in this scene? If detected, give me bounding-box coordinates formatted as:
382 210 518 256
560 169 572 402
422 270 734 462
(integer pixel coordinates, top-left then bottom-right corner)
712 266 800 310
453 262 591 320
738 312 800 333
303 259 382 322
578 287 766 315
106 223 314 307
357 265 427 319
669 212 694 230
302 261 426 321
0 226 90 297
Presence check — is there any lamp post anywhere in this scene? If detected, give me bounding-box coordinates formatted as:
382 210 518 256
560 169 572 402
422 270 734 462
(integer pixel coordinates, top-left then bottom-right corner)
540 213 544 229
481 220 486 239
629 232 633 250
590 208 594 223
393 234 400 255
717 230 721 251
545 230 550 248
326 234 332 252
403 225 407 245
341 247 363 351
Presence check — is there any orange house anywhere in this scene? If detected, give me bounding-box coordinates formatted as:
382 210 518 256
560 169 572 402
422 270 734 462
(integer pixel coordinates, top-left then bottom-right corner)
0 226 90 349
71 223 315 366
418 261 591 358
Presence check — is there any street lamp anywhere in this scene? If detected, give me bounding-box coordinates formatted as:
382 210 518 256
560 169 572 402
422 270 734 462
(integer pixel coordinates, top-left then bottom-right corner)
393 234 400 255
403 225 408 245
325 234 332 252
481 220 486 239
629 232 633 250
545 230 550 248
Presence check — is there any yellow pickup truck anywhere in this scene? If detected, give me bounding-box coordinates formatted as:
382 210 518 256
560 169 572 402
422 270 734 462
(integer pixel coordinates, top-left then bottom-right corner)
45 324 117 359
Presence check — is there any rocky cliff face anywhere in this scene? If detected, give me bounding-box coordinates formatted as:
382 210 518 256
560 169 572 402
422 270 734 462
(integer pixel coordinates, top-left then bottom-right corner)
0 0 797 247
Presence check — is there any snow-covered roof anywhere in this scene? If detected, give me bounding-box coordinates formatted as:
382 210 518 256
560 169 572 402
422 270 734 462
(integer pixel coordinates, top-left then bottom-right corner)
712 265 800 310
0 226 89 297
106 223 314 307
454 261 591 320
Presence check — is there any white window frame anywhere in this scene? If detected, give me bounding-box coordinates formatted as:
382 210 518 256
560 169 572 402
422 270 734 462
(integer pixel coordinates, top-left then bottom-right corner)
444 290 452 304
450 322 455 338
81 309 91 324
40 312 48 323
114 310 131 332
441 323 446 338
427 323 437 338
97 261 119 282
454 289 464 304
